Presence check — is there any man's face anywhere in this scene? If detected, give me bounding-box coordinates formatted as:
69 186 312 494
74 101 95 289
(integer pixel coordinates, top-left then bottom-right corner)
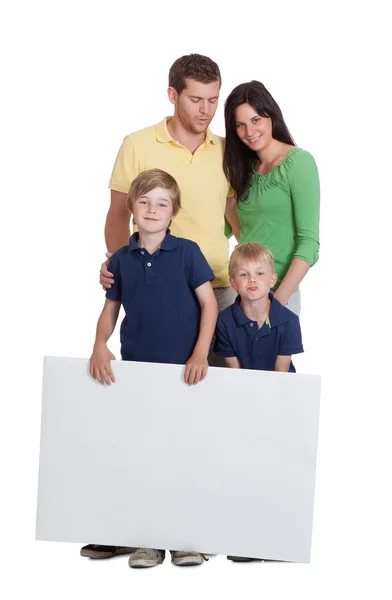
169 78 220 134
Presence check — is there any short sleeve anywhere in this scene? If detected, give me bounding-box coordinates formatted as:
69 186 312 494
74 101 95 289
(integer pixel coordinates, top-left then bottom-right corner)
214 318 236 357
290 150 320 267
185 242 215 289
105 251 122 302
109 135 140 194
278 315 304 356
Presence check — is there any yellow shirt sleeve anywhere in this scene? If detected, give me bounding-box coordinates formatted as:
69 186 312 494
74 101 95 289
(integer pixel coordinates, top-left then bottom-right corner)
108 135 140 194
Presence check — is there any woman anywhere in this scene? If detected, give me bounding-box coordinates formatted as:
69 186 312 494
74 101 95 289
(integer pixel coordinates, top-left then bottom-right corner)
224 80 320 316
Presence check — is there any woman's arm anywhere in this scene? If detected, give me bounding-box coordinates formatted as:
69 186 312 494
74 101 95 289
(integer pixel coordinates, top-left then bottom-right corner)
274 151 320 306
225 196 241 242
273 258 310 307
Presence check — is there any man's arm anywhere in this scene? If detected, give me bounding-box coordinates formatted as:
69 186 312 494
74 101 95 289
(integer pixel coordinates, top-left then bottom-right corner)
184 281 218 385
105 190 131 253
224 196 240 242
100 190 131 289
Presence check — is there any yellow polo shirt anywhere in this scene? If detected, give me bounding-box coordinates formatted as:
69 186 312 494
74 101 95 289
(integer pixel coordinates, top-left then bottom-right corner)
109 118 230 288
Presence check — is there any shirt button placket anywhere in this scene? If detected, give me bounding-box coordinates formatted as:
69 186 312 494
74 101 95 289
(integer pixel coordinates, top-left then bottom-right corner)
145 260 153 284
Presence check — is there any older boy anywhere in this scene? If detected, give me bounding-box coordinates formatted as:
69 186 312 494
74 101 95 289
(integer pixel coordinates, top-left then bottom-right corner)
89 168 218 567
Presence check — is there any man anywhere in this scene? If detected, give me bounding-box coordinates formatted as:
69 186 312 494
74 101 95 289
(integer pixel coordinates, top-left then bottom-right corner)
82 54 239 562
100 53 239 313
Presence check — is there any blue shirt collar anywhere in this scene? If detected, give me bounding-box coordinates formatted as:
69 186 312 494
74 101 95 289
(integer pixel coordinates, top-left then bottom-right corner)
232 292 289 328
128 230 178 253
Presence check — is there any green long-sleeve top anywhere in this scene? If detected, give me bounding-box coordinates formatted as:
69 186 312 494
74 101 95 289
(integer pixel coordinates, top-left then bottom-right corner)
232 147 320 289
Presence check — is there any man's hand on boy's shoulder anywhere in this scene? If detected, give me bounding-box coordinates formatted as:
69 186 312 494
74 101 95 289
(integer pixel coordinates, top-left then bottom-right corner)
100 252 115 290
90 342 116 385
184 351 208 386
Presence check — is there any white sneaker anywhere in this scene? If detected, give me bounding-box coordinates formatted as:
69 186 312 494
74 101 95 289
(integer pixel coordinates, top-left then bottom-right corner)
128 548 165 568
170 551 207 566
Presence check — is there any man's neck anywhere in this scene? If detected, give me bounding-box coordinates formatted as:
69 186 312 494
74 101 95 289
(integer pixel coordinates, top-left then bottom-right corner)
166 116 206 154
137 230 167 255
240 295 271 328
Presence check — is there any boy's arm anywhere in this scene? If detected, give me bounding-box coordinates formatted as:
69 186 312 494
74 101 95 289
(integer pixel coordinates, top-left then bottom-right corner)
90 299 121 385
274 315 304 372
274 355 292 372
224 356 241 368
214 317 241 367
184 281 218 385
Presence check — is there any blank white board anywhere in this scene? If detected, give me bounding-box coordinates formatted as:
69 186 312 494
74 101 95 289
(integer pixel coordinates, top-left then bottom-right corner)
36 357 321 562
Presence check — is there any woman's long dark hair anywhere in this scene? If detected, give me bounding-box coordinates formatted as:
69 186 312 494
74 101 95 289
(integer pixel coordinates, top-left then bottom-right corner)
224 81 295 201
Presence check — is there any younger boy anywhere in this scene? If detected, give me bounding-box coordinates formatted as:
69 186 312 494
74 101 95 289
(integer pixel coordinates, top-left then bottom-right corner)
214 242 304 562
214 242 303 372
89 168 218 568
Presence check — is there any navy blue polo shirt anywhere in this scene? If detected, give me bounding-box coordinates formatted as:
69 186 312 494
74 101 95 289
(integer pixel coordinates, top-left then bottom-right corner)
214 293 303 372
106 231 214 364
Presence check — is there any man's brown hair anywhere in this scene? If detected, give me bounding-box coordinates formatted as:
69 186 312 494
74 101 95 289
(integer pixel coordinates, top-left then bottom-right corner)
169 54 221 94
127 169 181 214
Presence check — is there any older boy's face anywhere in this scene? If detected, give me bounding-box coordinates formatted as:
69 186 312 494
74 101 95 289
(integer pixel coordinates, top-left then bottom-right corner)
132 187 174 234
230 261 277 302
169 78 220 134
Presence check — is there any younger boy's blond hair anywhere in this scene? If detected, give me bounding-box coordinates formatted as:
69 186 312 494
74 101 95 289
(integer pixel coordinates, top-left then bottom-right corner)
127 168 181 214
229 243 276 278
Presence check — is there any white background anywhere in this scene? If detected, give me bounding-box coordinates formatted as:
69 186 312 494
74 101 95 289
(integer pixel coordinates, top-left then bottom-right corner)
1 0 391 598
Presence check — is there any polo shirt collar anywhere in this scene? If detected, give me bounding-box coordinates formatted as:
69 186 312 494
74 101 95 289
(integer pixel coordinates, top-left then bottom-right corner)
156 117 217 145
128 230 178 252
232 292 289 328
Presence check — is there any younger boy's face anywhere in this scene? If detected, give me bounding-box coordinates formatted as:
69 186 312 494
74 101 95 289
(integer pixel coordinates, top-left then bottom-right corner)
133 187 175 234
230 260 278 302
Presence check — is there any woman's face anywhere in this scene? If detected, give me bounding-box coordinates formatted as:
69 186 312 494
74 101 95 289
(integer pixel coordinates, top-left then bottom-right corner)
234 103 273 152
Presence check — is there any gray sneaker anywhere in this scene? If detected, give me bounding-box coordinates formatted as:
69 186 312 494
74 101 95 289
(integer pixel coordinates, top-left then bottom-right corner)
170 551 208 566
80 544 135 559
128 548 165 568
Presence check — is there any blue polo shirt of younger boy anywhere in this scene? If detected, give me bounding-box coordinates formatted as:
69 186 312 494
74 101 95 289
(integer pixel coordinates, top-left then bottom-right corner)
106 231 214 364
214 293 303 372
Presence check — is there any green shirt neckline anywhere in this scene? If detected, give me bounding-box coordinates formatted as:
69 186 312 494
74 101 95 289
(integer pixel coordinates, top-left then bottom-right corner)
251 146 298 178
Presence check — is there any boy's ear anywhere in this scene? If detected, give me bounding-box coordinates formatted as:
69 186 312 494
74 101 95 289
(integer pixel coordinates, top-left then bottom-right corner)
270 272 278 287
229 276 238 291
168 87 178 105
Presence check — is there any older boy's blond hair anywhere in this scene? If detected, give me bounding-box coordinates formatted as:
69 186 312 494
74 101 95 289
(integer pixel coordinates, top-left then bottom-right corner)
229 243 276 277
127 169 181 214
